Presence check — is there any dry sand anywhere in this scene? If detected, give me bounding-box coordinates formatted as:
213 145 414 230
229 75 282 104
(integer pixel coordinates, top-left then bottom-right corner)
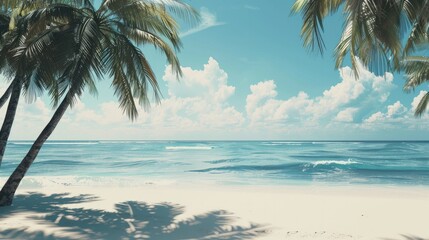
0 179 428 239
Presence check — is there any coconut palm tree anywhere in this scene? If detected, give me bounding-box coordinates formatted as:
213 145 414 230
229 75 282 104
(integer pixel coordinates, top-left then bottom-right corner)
0 83 13 108
0 12 12 109
0 0 120 164
0 0 198 206
0 2 62 165
0 1 79 165
292 0 429 115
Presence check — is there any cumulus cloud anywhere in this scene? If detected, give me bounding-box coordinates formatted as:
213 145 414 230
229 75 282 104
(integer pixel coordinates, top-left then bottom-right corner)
335 108 359 122
363 101 408 125
144 57 244 130
246 80 278 118
3 58 429 140
245 59 395 129
362 95 423 129
28 57 244 140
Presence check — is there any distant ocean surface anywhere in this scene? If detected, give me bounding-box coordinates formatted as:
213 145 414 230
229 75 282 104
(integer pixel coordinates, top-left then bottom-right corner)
1 141 429 186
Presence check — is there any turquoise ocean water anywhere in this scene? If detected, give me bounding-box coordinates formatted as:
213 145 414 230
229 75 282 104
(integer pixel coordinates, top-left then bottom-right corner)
1 141 429 186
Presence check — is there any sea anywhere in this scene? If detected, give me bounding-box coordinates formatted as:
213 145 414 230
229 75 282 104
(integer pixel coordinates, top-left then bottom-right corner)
1 140 429 187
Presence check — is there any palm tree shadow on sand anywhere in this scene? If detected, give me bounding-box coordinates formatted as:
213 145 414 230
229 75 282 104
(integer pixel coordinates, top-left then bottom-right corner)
0 192 269 240
383 236 429 240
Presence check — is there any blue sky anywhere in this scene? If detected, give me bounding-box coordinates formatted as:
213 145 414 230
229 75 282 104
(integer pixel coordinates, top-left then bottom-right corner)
1 0 429 140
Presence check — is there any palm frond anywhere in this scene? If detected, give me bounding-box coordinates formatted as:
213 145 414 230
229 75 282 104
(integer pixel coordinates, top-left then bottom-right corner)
113 21 181 76
336 0 402 74
103 29 162 119
402 56 429 92
402 1 429 54
0 12 10 36
108 2 183 50
0 0 23 10
105 40 139 119
100 0 199 25
291 0 344 54
58 16 103 107
415 91 429 116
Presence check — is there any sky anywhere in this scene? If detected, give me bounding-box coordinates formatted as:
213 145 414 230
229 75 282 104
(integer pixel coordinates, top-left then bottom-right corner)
1 0 429 140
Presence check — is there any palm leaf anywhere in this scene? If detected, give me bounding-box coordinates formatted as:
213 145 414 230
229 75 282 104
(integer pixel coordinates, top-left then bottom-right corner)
402 56 429 91
291 0 344 54
415 91 429 116
113 21 181 76
402 0 429 55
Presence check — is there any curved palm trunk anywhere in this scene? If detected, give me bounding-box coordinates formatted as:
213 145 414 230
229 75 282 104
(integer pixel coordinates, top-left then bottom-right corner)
0 90 73 206
0 81 14 109
0 77 22 165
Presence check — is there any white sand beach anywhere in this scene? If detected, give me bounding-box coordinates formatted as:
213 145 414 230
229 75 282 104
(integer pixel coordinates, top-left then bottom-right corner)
0 178 428 240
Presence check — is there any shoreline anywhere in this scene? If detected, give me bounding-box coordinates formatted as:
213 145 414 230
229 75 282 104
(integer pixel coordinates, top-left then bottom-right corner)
1 178 429 239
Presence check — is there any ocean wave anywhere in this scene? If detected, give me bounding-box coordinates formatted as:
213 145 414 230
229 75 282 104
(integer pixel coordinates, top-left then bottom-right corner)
192 160 359 174
98 141 148 144
165 146 213 150
262 142 304 146
311 159 358 167
205 158 243 164
190 163 303 173
11 141 99 145
34 160 88 165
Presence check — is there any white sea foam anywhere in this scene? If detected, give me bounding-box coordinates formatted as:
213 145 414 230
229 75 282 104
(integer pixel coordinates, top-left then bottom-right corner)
98 141 148 144
9 176 177 188
261 143 282 146
165 146 213 150
312 159 358 167
262 142 303 146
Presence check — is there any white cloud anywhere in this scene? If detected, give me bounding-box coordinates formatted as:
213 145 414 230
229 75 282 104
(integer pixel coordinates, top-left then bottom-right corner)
180 8 224 37
335 108 359 122
149 57 244 130
364 111 385 124
4 58 429 140
387 101 407 117
163 57 233 100
246 80 278 118
12 57 245 140
362 100 412 130
245 59 395 128
361 92 429 132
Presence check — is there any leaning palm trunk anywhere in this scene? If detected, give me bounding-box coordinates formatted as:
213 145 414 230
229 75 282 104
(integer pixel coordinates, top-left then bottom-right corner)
0 81 13 109
0 89 72 206
0 77 21 165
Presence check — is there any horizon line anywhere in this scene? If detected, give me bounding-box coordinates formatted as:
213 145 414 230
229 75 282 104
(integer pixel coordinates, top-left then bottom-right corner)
7 139 429 142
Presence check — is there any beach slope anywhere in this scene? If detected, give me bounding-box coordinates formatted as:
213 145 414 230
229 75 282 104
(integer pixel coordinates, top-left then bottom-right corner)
0 181 429 240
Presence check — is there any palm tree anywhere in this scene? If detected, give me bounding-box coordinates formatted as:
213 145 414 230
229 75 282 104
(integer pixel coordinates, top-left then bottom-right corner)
292 0 429 115
0 0 119 165
0 83 13 108
0 0 73 165
0 12 12 108
0 0 198 206
0 2 58 165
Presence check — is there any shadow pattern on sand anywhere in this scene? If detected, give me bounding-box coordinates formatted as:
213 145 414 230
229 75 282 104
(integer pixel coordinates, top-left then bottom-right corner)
0 192 268 240
383 236 429 240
